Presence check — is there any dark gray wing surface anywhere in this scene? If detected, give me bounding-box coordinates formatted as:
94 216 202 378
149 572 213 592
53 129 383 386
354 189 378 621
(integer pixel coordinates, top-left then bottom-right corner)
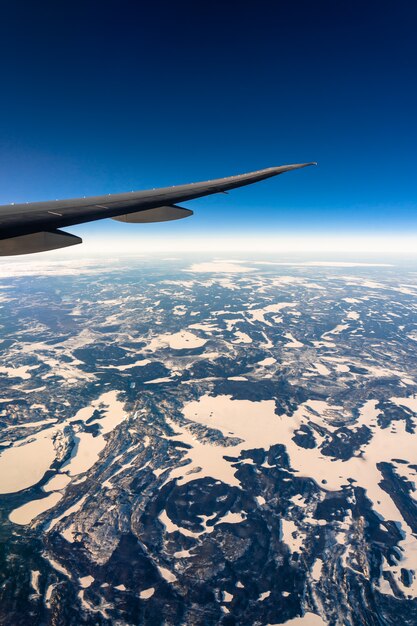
0 162 316 255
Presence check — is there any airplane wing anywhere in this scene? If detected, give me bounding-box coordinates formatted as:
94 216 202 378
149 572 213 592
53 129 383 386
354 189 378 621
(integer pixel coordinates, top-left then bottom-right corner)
0 162 316 255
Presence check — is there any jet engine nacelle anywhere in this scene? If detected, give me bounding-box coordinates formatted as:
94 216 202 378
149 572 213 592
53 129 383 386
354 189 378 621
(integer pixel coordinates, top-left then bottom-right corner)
0 230 82 256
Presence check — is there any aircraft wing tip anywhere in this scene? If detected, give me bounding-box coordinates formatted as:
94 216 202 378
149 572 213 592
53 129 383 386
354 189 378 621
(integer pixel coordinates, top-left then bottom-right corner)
286 161 317 168
267 161 317 175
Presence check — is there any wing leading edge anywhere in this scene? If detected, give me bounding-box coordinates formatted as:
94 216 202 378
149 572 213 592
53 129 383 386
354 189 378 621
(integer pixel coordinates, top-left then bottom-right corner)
0 162 316 255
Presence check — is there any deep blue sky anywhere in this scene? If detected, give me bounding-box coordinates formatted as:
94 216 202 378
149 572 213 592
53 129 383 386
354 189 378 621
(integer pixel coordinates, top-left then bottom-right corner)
0 0 416 244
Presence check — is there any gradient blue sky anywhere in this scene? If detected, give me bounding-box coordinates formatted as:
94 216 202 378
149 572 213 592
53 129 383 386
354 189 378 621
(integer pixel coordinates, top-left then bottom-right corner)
0 1 416 249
